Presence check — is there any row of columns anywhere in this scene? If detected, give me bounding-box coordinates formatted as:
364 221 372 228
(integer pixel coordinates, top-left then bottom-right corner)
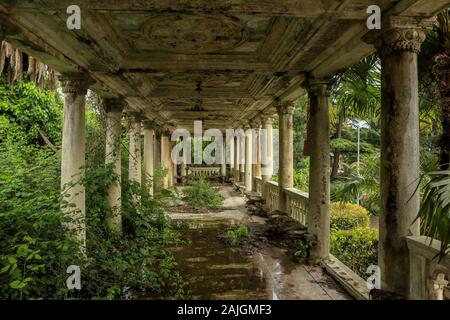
59 86 177 242
58 17 428 298
228 16 423 295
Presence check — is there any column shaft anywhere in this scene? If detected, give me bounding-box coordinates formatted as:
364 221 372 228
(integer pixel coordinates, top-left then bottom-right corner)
251 124 261 191
128 116 142 184
221 138 227 177
104 98 123 234
161 134 170 188
377 25 426 296
143 124 155 195
277 102 294 213
306 80 331 263
60 73 90 248
234 136 240 182
239 134 245 182
261 116 274 198
244 127 253 191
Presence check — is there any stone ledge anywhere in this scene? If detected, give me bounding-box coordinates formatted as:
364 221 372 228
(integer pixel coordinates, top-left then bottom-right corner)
406 236 450 265
321 254 370 300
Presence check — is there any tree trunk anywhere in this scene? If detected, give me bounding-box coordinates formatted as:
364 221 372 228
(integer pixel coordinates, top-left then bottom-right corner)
433 53 450 170
331 112 343 180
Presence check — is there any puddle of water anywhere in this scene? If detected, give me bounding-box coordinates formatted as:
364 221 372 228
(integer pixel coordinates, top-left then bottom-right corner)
172 226 270 299
134 218 351 300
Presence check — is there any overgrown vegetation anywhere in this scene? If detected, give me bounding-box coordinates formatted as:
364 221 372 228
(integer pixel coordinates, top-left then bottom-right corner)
0 77 185 299
183 178 224 209
222 225 250 246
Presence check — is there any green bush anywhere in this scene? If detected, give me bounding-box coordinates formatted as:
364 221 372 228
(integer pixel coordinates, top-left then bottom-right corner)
330 202 370 230
183 178 224 208
331 227 378 278
224 225 250 246
0 136 82 299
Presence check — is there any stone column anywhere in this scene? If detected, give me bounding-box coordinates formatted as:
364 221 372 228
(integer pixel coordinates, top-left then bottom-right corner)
373 18 431 297
239 132 245 183
244 125 253 191
261 115 274 199
229 133 235 178
104 98 124 235
305 79 331 263
181 138 188 182
221 136 227 177
128 114 142 184
161 133 170 188
168 139 175 187
143 121 155 196
234 136 240 182
251 120 261 191
155 131 162 168
276 101 295 213
60 73 91 248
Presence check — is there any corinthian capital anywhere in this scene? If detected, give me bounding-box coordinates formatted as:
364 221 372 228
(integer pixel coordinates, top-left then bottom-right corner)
60 72 94 94
275 100 295 115
303 77 332 97
103 97 125 113
365 16 434 55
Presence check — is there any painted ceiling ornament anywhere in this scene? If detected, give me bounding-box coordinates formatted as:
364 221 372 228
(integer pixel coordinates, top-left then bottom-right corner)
141 14 249 53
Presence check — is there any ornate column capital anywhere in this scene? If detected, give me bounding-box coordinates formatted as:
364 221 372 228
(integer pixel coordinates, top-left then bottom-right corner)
260 113 274 126
103 97 125 113
303 77 333 97
364 16 434 55
275 100 295 115
60 72 94 94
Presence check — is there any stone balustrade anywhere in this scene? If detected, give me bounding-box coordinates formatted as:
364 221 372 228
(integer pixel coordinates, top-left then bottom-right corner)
285 188 308 226
406 236 450 300
254 176 262 194
187 166 221 178
265 181 279 212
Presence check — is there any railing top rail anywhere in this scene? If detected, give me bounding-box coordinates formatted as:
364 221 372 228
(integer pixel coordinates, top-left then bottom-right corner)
285 187 309 199
254 176 262 181
266 180 278 187
406 236 450 264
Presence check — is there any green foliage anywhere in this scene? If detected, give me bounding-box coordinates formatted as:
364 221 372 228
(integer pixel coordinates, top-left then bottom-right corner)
224 225 250 246
293 96 308 165
293 157 309 192
0 77 62 144
0 85 185 299
331 153 380 215
416 170 450 257
293 237 315 261
331 227 378 278
330 202 370 231
332 54 381 121
330 138 377 154
0 135 81 299
184 178 224 208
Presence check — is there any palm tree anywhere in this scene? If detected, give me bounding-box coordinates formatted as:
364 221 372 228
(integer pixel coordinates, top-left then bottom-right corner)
330 54 381 180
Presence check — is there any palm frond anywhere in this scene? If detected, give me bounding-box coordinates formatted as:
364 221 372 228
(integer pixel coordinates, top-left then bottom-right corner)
416 170 450 259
